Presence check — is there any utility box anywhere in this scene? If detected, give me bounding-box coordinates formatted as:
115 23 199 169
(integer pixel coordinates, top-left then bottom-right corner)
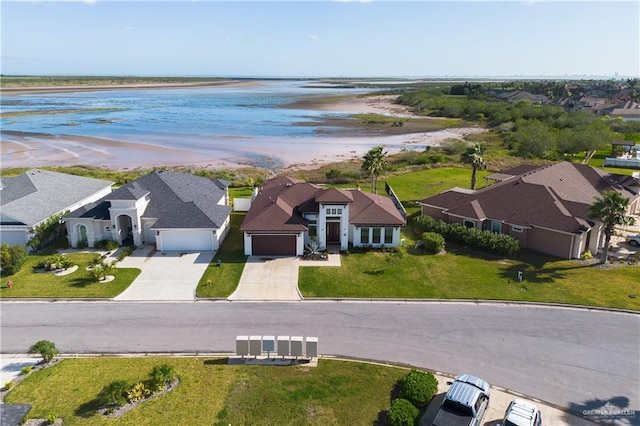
306 337 318 358
277 336 290 357
263 335 275 358
236 335 249 357
290 336 303 358
249 335 262 357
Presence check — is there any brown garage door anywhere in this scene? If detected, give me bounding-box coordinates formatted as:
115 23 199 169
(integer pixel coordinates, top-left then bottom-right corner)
252 235 296 256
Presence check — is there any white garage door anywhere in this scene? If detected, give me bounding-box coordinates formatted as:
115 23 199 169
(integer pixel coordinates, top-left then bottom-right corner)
0 231 27 246
160 230 214 252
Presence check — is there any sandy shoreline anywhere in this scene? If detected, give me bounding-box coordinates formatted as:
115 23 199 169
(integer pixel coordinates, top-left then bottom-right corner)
0 93 486 172
0 80 262 96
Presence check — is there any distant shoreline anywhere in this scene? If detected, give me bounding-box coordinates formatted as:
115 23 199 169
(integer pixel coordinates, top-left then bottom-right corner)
0 80 263 96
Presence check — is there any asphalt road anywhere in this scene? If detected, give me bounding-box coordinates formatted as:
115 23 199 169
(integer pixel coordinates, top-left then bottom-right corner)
1 301 638 415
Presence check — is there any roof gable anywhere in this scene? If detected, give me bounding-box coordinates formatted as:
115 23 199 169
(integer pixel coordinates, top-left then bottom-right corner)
1 169 113 226
420 162 638 234
315 188 354 204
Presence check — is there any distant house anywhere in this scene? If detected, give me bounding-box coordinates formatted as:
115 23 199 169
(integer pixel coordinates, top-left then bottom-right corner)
240 176 406 256
0 169 113 248
65 170 231 252
497 91 550 104
418 162 640 259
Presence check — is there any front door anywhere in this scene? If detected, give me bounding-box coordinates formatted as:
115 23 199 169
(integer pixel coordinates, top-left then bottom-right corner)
326 222 340 244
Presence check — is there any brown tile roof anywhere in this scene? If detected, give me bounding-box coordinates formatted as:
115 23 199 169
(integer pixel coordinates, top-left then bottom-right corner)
419 162 638 234
241 178 405 232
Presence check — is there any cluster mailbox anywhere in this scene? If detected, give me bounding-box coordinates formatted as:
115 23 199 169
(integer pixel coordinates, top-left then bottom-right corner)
235 335 319 359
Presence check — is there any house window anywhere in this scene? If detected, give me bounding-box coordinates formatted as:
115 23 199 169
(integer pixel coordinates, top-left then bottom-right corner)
337 208 342 214
384 227 393 244
512 226 524 233
105 226 110 232
372 227 381 244
360 227 369 244
463 220 475 229
308 220 317 237
491 221 502 233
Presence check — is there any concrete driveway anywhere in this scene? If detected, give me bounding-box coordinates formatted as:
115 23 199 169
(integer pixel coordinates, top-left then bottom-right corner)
114 247 213 301
229 257 302 301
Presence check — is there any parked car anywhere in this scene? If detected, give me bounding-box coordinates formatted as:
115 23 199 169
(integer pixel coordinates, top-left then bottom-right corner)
432 373 490 426
627 234 640 246
500 399 542 426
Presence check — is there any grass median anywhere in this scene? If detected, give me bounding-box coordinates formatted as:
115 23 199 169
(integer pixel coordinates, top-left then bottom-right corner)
4 357 406 425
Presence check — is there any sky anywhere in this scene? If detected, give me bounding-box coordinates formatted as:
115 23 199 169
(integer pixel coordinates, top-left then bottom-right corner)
1 1 638 78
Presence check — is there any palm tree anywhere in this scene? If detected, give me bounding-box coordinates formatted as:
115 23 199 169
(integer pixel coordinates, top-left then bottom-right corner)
362 145 388 194
28 340 59 363
588 190 635 264
461 143 486 190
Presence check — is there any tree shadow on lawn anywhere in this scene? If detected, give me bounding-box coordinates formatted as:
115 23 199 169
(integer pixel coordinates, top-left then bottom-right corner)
68 277 98 288
74 397 100 419
203 358 229 366
499 255 597 284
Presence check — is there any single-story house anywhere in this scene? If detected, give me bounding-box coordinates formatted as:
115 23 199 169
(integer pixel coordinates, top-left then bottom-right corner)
65 170 231 252
0 169 113 247
418 162 640 259
240 176 406 256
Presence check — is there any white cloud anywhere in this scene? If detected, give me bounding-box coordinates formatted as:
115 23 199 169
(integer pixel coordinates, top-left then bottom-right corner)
307 34 319 40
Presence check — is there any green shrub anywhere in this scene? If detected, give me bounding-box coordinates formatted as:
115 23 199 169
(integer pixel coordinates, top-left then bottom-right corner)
0 243 28 276
388 398 419 426
28 340 59 363
98 380 130 407
421 232 445 254
399 370 438 408
127 382 151 402
46 414 57 425
413 216 520 255
20 366 32 375
95 239 118 251
37 254 72 271
148 364 176 392
77 241 88 249
117 246 136 261
3 380 14 391
580 250 593 260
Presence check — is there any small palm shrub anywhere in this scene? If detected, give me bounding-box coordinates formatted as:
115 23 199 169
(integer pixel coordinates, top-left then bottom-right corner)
148 364 176 392
20 366 32 375
95 239 118 251
3 380 14 391
28 340 59 363
45 414 57 425
388 398 419 426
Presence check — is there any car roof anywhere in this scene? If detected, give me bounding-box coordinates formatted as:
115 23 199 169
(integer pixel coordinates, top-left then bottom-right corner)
504 399 539 426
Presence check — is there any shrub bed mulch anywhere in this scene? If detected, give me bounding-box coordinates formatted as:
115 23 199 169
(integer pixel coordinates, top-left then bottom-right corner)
97 378 180 419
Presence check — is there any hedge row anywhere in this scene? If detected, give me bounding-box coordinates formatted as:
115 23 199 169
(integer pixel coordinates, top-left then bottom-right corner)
413 215 520 256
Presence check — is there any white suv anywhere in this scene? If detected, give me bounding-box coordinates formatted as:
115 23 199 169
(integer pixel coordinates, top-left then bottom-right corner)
501 399 542 426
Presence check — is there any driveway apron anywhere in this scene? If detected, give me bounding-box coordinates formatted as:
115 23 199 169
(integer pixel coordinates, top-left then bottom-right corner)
229 257 301 301
114 249 213 301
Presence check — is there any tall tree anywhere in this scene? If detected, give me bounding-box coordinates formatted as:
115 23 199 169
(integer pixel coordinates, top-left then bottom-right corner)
588 191 635 264
362 145 388 194
460 143 486 190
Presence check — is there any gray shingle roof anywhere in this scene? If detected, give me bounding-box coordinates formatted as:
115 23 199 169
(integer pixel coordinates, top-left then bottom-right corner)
68 170 231 229
1 169 113 226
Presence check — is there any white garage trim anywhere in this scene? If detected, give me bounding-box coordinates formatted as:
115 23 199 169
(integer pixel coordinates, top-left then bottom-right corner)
156 229 215 252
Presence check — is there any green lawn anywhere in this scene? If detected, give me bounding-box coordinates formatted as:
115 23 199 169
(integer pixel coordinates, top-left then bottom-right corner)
299 244 640 310
0 252 140 298
196 212 247 298
4 357 407 426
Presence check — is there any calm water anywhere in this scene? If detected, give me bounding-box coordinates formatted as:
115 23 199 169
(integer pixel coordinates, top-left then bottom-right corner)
1 80 417 170
1 80 367 140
